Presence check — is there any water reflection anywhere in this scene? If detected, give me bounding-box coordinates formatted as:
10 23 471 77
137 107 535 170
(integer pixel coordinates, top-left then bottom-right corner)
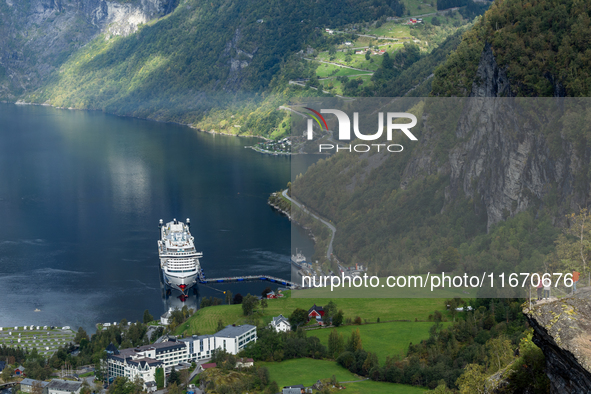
160 273 199 315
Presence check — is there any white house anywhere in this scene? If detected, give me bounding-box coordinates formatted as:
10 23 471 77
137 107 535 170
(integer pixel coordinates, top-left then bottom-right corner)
160 309 173 325
269 315 290 332
235 358 254 368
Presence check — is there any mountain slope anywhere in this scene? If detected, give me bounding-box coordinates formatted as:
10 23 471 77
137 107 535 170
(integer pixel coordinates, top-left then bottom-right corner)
292 0 591 275
20 0 407 129
0 0 176 100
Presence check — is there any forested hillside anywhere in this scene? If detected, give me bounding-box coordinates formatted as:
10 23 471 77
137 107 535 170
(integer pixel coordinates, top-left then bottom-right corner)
24 0 406 132
292 0 591 279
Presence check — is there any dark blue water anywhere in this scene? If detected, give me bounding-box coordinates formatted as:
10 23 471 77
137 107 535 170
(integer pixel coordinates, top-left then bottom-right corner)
0 104 316 332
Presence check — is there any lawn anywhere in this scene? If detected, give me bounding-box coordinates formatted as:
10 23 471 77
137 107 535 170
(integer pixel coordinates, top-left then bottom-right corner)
308 321 438 363
260 359 425 392
175 293 450 336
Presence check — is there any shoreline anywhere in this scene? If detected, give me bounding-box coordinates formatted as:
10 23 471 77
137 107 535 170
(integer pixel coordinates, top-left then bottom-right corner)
8 100 271 141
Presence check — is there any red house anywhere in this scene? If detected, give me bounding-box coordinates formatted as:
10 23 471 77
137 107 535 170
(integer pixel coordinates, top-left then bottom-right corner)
308 304 324 321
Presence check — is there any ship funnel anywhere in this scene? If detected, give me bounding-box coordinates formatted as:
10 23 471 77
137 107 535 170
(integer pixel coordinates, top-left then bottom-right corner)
159 219 163 228
186 218 190 227
174 218 177 224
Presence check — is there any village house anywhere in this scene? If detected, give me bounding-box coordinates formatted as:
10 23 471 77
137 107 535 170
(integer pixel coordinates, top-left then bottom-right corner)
269 315 290 332
198 363 216 373
283 384 306 394
14 365 25 376
20 378 49 393
160 309 173 325
235 358 254 368
44 379 82 394
308 305 325 325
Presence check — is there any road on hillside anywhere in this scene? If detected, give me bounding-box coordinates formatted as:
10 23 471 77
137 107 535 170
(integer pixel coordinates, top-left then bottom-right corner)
282 189 336 261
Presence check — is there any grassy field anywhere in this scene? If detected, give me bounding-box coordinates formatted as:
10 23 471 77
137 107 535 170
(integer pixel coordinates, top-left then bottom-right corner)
403 0 438 16
260 358 360 387
260 359 425 392
314 52 382 71
315 64 373 78
308 321 439 363
364 23 412 39
342 380 426 393
175 292 449 336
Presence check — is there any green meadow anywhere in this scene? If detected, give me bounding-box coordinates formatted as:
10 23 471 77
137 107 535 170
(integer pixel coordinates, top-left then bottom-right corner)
175 292 449 336
260 358 425 392
308 321 440 363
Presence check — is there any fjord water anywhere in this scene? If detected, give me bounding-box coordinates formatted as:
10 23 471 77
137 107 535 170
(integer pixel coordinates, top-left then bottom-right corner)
0 104 313 331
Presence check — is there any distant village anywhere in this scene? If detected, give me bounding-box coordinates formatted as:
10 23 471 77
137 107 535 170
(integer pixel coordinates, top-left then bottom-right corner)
248 137 292 155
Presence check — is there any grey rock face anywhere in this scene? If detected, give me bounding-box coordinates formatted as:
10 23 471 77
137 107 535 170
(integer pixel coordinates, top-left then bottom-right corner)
401 43 586 231
524 289 591 393
0 0 175 100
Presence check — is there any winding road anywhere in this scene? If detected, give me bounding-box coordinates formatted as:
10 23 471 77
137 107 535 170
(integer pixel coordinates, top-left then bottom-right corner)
282 189 336 260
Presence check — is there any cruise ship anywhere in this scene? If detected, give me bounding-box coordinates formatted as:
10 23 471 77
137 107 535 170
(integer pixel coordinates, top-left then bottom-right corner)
158 218 202 293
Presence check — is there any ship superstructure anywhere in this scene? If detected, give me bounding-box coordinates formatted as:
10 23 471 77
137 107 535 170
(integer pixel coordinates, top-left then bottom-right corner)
158 218 202 293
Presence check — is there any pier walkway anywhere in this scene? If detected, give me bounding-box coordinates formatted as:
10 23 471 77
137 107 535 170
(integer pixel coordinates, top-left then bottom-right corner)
199 274 300 288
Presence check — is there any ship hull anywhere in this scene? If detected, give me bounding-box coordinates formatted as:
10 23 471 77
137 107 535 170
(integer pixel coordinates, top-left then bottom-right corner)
162 269 199 293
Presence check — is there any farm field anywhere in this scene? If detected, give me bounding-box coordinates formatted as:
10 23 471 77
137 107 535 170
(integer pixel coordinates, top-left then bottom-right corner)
315 64 372 78
175 292 450 336
308 321 440 363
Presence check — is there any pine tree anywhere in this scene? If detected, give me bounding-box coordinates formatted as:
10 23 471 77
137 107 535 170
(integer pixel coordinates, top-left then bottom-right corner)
328 329 344 358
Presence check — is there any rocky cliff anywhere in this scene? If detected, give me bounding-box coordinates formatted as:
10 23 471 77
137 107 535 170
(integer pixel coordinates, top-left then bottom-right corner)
400 42 588 231
524 289 591 393
0 0 175 100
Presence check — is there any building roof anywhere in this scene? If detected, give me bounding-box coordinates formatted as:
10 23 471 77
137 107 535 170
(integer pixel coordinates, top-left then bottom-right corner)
106 343 119 355
115 340 186 359
272 315 290 325
20 379 49 387
308 304 323 315
201 363 216 369
47 379 82 392
215 324 256 338
284 384 305 388
0 361 5 371
127 357 163 367
236 358 254 363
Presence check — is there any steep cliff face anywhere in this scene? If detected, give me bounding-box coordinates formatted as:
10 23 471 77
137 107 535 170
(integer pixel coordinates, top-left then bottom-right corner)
0 0 174 100
524 289 591 393
401 43 588 231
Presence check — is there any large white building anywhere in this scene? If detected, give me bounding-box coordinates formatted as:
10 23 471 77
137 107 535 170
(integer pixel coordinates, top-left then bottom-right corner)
107 340 189 390
107 325 257 387
180 324 257 360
